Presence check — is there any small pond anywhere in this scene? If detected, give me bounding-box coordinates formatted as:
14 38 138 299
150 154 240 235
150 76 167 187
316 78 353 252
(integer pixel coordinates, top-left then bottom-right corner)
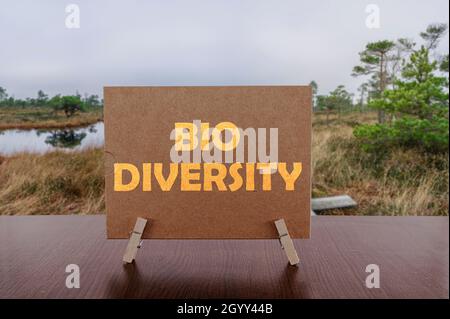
0 122 104 155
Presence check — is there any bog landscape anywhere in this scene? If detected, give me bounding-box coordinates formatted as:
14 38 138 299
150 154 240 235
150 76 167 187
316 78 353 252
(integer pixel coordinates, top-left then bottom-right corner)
0 24 448 217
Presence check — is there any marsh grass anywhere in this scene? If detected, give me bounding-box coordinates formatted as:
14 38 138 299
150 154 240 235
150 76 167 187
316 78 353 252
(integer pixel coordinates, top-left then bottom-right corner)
0 107 102 130
0 148 104 215
312 112 449 216
0 111 447 215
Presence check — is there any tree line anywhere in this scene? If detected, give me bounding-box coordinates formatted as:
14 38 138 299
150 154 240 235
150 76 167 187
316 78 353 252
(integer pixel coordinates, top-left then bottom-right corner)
310 23 448 119
0 88 103 117
311 23 449 153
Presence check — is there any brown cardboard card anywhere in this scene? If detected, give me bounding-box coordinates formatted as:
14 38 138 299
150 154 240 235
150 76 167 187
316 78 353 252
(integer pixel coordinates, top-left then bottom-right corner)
104 86 311 239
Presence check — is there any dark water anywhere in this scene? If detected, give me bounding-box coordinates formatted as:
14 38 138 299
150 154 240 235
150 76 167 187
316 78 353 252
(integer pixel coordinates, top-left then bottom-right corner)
0 122 104 155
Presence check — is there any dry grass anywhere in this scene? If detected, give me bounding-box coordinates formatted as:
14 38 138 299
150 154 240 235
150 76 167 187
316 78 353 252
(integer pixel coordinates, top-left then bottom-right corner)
0 111 447 215
312 112 449 216
0 107 102 130
0 148 104 215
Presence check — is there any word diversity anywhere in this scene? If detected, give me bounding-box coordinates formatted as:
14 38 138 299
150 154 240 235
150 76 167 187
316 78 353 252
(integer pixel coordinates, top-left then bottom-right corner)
114 120 303 192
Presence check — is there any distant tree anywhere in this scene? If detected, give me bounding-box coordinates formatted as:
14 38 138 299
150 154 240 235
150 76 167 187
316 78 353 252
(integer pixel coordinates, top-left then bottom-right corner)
48 94 62 114
0 88 102 112
355 46 449 153
420 23 448 50
378 47 448 119
440 54 449 73
36 90 48 107
309 81 318 110
357 82 370 112
28 98 36 106
316 95 332 125
0 87 7 102
317 85 353 125
396 38 416 53
84 94 101 108
390 38 416 87
329 85 353 119
0 87 8 107
352 40 397 123
61 95 82 117
15 99 27 108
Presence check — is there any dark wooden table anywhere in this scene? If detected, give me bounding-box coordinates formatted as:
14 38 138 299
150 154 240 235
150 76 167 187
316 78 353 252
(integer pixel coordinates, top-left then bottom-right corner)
0 215 448 299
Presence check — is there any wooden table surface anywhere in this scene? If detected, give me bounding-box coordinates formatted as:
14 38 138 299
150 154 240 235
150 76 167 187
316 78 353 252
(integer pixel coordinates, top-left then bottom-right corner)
0 215 448 299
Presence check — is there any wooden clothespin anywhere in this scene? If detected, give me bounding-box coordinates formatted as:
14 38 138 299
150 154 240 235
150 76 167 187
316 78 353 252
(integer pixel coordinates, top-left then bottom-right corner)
123 217 148 264
274 218 300 266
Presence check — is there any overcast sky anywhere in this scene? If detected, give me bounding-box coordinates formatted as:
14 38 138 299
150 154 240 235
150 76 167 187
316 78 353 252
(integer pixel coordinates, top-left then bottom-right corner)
0 0 448 99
